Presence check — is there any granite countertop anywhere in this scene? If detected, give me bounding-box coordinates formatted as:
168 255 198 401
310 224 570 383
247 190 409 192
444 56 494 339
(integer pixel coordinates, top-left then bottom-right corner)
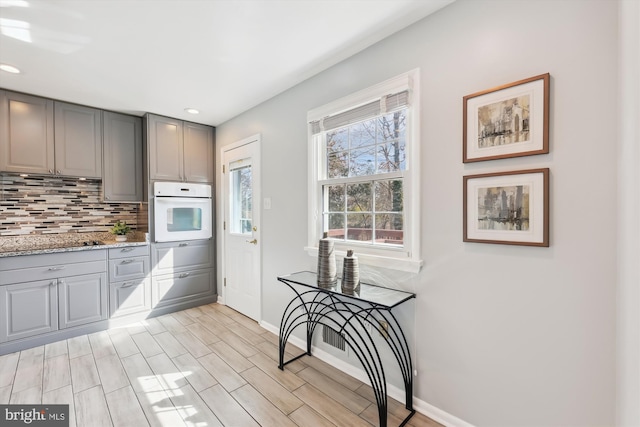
0 231 149 258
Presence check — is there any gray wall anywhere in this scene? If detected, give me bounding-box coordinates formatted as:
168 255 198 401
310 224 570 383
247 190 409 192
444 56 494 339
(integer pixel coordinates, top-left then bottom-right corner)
216 0 621 425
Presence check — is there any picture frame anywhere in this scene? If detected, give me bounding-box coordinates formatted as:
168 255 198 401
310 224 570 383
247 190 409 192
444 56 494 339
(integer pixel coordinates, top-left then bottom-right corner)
463 73 550 163
463 168 549 247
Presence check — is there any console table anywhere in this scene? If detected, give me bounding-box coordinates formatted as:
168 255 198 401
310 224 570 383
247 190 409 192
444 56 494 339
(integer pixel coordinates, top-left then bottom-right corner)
277 271 416 427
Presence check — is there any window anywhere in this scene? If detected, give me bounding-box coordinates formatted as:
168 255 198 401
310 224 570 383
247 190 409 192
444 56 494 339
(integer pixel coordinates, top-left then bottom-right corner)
307 70 422 273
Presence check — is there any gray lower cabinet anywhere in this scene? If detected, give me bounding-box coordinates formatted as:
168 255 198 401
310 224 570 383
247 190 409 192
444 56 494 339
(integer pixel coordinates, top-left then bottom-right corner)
0 250 107 344
108 245 151 319
103 111 143 202
0 279 58 342
151 239 214 309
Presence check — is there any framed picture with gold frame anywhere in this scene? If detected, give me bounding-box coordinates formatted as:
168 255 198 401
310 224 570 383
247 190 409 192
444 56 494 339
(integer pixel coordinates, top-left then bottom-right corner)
463 168 549 247
463 73 550 163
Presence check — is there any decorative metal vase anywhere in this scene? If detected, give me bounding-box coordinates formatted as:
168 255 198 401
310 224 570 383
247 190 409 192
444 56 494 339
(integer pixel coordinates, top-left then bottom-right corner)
317 237 337 288
341 249 360 295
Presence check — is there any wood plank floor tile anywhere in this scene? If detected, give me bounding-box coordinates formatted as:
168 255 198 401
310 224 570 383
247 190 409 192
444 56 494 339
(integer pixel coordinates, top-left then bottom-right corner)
43 353 71 393
43 384 77 427
297 366 371 413
241 366 304 415
169 384 224 427
105 385 150 427
70 353 101 393
171 353 218 393
173 330 212 358
152 331 188 358
45 340 68 359
130 332 163 359
184 306 205 319
294 384 373 427
202 308 236 326
145 353 188 391
10 385 41 404
209 341 254 373
12 353 43 393
109 331 140 358
300 353 364 391
121 353 163 394
253 340 307 373
0 352 19 387
75 385 113 427
0 385 11 404
247 351 306 391
289 404 338 427
88 331 117 360
216 331 259 358
95 354 129 394
232 313 269 335
231 383 299 427
170 311 195 326
20 345 44 359
185 322 220 345
135 389 186 427
226 322 266 345
195 314 231 336
140 318 167 335
359 402 406 427
156 314 187 334
199 384 259 427
67 335 92 359
197 352 246 392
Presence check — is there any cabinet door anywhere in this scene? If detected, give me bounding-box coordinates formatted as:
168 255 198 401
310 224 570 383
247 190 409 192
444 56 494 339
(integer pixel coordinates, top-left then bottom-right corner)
0 280 58 343
147 114 184 181
0 91 54 174
183 122 214 183
54 102 103 178
103 111 143 202
58 272 107 329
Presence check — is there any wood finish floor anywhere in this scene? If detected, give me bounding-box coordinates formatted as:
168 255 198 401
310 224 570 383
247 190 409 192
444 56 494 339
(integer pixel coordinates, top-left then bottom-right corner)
0 303 442 427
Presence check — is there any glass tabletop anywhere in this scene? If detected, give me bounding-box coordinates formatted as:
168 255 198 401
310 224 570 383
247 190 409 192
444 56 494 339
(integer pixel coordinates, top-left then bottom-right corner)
277 271 415 309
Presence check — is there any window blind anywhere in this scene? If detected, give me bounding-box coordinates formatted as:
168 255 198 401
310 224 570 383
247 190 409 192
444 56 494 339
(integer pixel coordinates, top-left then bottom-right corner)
310 90 409 135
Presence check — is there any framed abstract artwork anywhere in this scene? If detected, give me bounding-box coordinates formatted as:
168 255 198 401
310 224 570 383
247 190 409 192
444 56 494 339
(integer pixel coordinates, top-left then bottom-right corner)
463 73 550 163
463 168 549 246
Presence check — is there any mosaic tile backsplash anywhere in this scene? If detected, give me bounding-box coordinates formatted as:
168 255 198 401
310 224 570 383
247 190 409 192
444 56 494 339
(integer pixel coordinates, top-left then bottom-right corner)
0 174 148 236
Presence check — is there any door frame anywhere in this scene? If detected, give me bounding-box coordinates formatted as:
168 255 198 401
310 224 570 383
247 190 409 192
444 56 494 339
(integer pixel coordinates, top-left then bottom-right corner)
219 134 262 321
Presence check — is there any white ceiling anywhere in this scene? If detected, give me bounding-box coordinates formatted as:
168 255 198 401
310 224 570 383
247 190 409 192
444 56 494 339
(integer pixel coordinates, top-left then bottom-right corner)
0 0 453 126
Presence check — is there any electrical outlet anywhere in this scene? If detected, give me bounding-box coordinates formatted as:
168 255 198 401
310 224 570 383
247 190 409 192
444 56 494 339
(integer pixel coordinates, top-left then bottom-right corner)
378 320 389 339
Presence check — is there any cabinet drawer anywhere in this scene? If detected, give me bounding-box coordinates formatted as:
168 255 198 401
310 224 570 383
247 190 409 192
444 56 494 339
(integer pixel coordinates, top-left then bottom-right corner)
109 256 149 282
109 278 151 318
152 240 213 275
0 250 106 272
108 245 149 259
0 260 106 286
152 268 212 308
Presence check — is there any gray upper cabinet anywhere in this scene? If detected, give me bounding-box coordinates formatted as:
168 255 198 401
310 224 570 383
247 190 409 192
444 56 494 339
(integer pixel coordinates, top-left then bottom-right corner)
0 91 103 178
0 90 55 175
147 114 213 183
103 111 143 202
184 122 214 183
147 114 184 181
54 101 102 178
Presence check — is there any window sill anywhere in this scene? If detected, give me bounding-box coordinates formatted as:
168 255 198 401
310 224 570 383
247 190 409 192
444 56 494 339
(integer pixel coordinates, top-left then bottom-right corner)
304 246 423 274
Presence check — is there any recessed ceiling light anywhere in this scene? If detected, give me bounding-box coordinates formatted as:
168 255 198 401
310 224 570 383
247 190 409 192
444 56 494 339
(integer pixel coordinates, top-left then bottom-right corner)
0 63 20 74
185 108 199 114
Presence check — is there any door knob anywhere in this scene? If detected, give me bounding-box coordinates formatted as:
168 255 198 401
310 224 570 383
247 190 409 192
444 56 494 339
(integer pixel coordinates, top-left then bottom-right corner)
246 239 258 245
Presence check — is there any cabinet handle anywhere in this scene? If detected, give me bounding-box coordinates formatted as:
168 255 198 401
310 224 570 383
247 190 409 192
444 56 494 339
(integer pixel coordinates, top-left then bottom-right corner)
121 248 134 252
48 169 53 174
105 196 110 200
179 272 190 278
48 266 65 271
121 259 134 264
179 243 189 247
121 282 134 288
56 170 61 174
50 281 56 287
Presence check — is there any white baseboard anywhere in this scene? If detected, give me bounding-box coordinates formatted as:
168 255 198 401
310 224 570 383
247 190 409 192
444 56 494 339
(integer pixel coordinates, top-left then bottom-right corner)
259 321 474 427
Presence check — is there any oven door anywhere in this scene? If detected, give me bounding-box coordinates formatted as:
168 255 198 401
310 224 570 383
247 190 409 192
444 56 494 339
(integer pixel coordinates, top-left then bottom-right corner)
154 196 212 242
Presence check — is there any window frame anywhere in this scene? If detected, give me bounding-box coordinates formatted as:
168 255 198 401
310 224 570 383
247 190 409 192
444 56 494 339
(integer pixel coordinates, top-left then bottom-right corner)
306 69 422 273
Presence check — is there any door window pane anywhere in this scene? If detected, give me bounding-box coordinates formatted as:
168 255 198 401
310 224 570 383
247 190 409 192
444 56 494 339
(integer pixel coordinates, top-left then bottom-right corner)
230 163 252 234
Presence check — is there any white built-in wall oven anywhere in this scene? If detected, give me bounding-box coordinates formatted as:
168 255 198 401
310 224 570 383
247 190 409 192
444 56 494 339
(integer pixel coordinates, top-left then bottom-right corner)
153 182 212 242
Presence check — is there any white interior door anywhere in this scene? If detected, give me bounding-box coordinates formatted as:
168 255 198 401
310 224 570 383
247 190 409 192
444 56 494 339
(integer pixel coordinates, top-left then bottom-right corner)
222 136 261 321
